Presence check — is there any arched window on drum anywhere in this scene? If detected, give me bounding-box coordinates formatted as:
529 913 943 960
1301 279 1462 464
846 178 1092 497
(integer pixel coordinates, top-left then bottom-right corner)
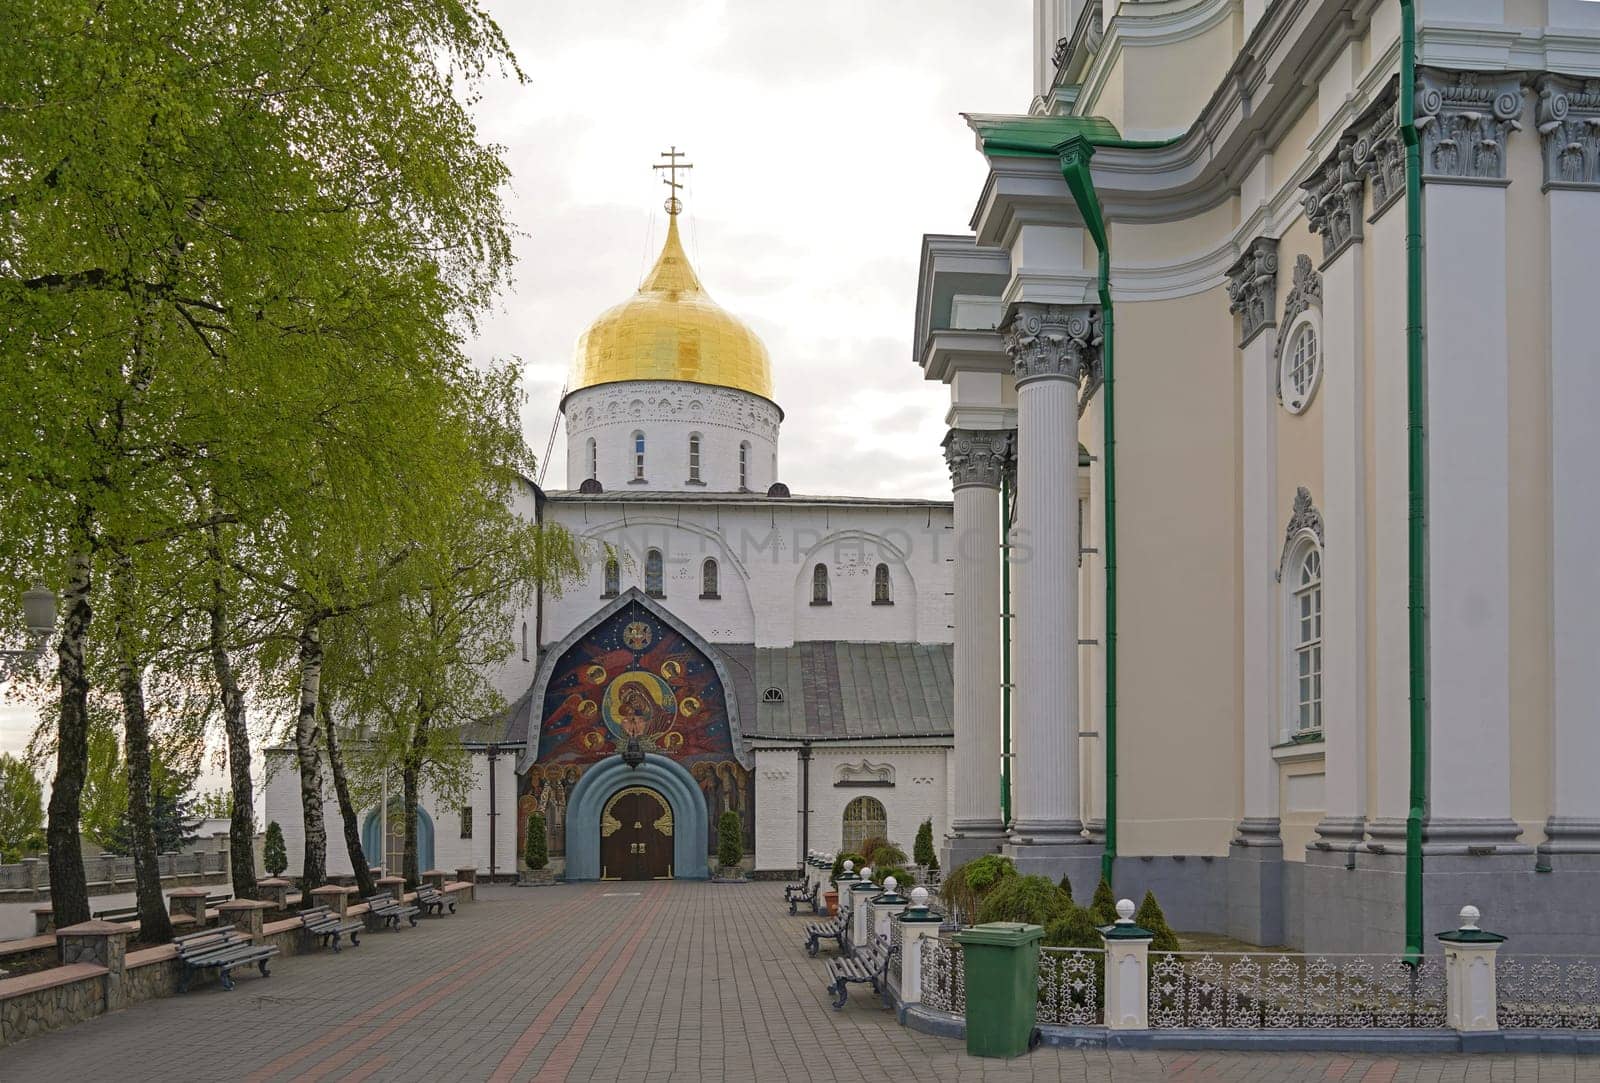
842 796 887 856
645 548 665 597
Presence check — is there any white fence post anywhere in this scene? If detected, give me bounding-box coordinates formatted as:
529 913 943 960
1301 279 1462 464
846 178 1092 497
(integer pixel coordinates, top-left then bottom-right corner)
897 887 943 1005
849 867 878 946
1438 904 1505 1033
1101 899 1155 1030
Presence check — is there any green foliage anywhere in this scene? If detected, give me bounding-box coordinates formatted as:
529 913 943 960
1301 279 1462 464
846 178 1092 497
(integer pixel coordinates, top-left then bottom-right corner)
831 852 864 882
524 812 548 871
871 866 915 890
1135 890 1181 952
193 789 234 820
1043 904 1105 950
1058 874 1074 902
0 754 45 862
717 810 743 870
913 818 937 870
263 821 288 877
109 782 202 856
859 837 908 869
939 854 1018 920
1090 877 1119 927
974 874 1073 926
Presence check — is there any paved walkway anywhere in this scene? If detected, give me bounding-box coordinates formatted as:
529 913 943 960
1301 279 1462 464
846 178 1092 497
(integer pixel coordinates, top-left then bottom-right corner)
2 882 1598 1081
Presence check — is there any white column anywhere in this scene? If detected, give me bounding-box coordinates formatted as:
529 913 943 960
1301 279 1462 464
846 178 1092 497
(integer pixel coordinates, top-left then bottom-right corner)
943 430 1013 854
1416 69 1524 851
1003 304 1094 850
1228 237 1282 846
1539 77 1600 854
1316 237 1367 845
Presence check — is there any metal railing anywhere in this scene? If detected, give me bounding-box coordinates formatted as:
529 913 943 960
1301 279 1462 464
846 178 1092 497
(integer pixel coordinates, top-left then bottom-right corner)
921 936 965 1014
1497 956 1600 1029
1148 952 1446 1029
1038 946 1104 1025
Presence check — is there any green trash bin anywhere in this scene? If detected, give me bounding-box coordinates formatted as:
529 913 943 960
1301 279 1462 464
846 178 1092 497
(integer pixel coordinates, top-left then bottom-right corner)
953 921 1043 1058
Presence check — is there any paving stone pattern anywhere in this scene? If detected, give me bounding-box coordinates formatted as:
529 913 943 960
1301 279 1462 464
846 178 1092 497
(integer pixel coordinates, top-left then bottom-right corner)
2 882 1599 1081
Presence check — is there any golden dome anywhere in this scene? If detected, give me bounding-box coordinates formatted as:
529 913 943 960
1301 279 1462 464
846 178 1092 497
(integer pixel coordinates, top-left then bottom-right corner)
569 215 775 403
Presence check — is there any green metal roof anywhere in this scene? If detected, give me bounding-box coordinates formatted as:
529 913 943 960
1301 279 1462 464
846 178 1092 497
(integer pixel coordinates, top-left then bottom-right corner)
965 113 1124 158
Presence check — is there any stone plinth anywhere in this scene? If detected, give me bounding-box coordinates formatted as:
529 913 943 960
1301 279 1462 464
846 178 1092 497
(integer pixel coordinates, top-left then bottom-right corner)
309 884 353 918
254 878 292 908
166 887 209 925
31 906 53 936
55 920 130 1011
422 870 449 891
375 876 407 903
216 899 269 940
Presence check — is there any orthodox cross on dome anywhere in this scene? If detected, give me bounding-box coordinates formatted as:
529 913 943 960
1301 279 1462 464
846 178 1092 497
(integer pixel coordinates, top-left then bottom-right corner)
653 145 694 216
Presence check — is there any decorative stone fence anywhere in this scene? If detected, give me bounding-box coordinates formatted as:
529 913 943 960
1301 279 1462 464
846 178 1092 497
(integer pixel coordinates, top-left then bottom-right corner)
0 874 478 1048
0 842 233 904
894 902 1600 1052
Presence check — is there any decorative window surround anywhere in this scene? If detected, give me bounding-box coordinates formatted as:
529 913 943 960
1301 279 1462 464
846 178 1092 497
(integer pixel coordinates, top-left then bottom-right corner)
1273 256 1323 411
1226 237 1279 348
1277 487 1327 582
1415 68 1524 184
1536 74 1600 190
1280 315 1323 415
836 760 896 788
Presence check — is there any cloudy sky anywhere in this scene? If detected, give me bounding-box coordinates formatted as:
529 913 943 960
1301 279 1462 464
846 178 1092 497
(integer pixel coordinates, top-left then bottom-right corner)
474 0 1031 498
0 1 1031 766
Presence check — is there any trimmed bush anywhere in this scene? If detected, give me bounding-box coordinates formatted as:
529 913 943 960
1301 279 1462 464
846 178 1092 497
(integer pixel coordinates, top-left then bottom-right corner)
524 811 548 871
913 818 938 871
831 851 864 882
1043 904 1103 950
717 810 743 870
1089 877 1118 927
1135 889 1181 952
263 820 287 877
871 865 915 890
974 874 1072 926
1057 874 1074 902
939 854 1017 920
963 854 1016 892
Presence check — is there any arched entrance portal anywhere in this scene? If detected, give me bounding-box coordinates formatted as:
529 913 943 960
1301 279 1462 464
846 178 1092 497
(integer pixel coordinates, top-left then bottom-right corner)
601 786 674 880
563 753 710 880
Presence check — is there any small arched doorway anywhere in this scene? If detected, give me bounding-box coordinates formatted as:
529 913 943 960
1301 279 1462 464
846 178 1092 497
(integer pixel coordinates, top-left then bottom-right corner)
361 801 434 876
600 785 674 880
842 795 887 855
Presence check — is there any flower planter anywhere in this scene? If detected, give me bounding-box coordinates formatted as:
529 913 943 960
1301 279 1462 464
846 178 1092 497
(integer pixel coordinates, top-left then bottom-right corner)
825 890 839 916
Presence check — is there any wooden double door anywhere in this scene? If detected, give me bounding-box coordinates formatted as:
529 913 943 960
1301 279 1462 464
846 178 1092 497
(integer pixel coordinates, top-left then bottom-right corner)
600 786 673 881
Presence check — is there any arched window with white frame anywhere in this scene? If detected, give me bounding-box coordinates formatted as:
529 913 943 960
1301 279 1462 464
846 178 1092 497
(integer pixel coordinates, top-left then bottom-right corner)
585 437 597 481
701 557 719 599
645 548 664 597
602 557 620 597
872 563 892 605
631 430 646 481
688 432 702 483
738 441 750 490
811 563 829 605
1287 540 1323 734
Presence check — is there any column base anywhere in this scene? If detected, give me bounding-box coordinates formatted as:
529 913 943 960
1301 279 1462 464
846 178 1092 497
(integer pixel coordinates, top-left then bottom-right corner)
942 826 1009 871
1084 819 1106 845
1225 830 1286 947
1310 815 1366 848
1003 837 1102 892
1363 817 1411 854
1422 817 1534 856
1538 817 1600 856
1232 817 1282 848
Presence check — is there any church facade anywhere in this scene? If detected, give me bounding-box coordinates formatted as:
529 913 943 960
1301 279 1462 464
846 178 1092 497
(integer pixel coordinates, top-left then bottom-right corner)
266 200 956 884
916 0 1600 953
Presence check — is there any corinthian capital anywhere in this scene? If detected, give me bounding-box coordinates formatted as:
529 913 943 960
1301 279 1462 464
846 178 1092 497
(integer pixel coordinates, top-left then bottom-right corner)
1415 68 1524 183
1003 304 1101 386
1535 74 1600 189
1225 237 1279 348
943 428 1014 490
1301 137 1364 266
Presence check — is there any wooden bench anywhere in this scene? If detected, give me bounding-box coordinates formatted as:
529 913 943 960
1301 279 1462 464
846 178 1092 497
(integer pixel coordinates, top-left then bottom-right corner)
173 928 278 992
299 905 364 952
416 886 456 916
804 905 851 957
91 904 139 923
783 875 809 901
789 881 821 916
824 935 897 1010
366 891 420 930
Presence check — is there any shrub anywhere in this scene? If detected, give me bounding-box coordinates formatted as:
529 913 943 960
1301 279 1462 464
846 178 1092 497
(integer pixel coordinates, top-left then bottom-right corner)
717 810 743 870
1135 889 1181 952
861 838 908 869
1089 877 1118 927
939 854 1017 919
1043 904 1104 950
1057 874 1074 902
974 874 1073 927
871 865 915 891
831 851 864 882
913 818 937 871
963 854 1016 892
263 821 287 877
524 811 548 871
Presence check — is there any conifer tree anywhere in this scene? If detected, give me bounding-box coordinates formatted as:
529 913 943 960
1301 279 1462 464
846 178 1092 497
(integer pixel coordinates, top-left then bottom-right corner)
1135 889 1181 952
263 822 288 878
524 812 548 872
1090 877 1119 927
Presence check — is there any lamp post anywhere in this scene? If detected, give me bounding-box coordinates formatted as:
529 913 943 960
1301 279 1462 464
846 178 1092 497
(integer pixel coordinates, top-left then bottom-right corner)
1 583 57 664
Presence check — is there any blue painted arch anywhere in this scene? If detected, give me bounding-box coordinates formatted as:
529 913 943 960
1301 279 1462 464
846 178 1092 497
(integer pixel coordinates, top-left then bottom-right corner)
361 801 434 874
564 754 708 881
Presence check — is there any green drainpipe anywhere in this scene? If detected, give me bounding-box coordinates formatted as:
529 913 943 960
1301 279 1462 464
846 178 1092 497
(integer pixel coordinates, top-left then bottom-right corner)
1399 0 1427 963
1001 472 1013 826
